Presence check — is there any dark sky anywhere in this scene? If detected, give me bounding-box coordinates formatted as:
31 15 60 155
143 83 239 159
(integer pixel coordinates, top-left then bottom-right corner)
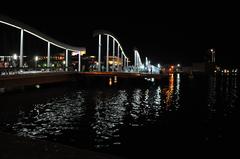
1 2 239 66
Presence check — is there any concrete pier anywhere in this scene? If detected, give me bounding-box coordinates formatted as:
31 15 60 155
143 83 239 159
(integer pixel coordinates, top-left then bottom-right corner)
0 72 166 89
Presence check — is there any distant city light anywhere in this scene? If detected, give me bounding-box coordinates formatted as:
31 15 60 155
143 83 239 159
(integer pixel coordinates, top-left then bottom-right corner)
109 77 112 86
177 64 180 67
80 50 86 55
13 54 17 60
63 61 66 65
114 76 117 83
72 51 79 56
157 63 161 68
35 56 39 62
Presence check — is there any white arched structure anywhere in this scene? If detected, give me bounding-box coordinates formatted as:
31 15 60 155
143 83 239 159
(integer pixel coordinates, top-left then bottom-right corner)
93 30 128 72
0 15 85 72
134 49 144 72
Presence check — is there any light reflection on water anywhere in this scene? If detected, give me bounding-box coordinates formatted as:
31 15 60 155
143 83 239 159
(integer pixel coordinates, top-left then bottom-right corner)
92 90 127 148
3 74 240 155
5 74 183 151
206 75 240 143
12 91 86 139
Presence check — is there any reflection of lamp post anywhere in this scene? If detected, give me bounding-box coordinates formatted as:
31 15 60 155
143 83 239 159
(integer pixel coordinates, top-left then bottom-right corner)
176 64 181 73
35 56 39 68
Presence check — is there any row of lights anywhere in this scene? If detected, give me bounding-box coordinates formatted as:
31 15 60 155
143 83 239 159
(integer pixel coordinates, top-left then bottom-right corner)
12 54 66 64
215 69 238 74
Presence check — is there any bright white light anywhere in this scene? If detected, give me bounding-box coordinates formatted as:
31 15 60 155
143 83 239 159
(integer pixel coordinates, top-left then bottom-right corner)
72 51 80 56
35 56 39 61
157 63 161 68
177 64 180 67
63 61 66 65
13 54 17 60
177 73 180 79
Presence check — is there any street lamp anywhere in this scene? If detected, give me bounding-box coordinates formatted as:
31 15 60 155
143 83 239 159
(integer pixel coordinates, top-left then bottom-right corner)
35 56 39 68
13 54 17 60
12 54 18 68
209 48 215 63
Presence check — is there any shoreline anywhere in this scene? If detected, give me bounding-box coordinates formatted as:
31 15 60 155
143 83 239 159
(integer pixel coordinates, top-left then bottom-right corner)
0 131 125 159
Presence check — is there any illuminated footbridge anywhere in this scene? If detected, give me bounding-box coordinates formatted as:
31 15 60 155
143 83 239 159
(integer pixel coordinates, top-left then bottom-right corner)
0 16 163 89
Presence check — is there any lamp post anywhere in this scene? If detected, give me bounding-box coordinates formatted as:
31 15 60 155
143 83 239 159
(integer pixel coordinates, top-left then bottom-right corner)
35 56 39 69
13 54 17 60
12 54 18 67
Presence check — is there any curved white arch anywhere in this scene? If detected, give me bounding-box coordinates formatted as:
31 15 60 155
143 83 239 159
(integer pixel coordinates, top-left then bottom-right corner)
93 30 129 72
134 49 143 67
93 30 127 58
0 15 85 52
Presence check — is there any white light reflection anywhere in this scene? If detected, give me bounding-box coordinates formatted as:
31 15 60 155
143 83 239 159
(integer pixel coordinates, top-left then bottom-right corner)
130 89 142 122
175 73 181 109
207 76 217 116
92 90 127 149
12 91 86 139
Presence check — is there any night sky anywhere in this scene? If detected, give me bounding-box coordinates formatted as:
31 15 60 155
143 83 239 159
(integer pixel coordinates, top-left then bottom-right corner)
1 3 239 67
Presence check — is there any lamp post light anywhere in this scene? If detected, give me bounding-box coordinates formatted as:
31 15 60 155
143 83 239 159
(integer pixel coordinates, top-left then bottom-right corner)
12 54 18 68
13 54 17 60
35 56 39 68
209 48 215 63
